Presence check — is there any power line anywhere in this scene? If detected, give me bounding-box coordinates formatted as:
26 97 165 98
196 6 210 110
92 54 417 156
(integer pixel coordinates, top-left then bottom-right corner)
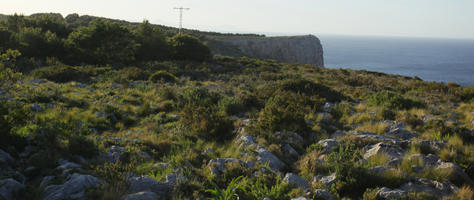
173 7 190 34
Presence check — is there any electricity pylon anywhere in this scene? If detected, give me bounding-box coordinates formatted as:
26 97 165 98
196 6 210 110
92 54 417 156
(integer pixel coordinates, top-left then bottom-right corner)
174 7 190 34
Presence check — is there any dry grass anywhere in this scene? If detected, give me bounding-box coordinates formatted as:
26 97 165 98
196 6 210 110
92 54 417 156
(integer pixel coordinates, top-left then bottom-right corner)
355 122 388 135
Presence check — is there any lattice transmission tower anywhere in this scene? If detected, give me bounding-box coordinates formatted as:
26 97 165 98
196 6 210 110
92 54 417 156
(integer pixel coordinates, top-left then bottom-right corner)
173 7 190 34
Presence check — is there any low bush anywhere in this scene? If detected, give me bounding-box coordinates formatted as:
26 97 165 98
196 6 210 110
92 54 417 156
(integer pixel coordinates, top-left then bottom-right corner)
149 70 178 83
67 135 98 158
30 65 92 83
369 90 425 110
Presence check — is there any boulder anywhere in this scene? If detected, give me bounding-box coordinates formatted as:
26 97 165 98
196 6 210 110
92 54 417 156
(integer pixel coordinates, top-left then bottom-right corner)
314 173 337 187
323 102 335 112
376 187 407 199
314 189 335 200
43 173 102 200
256 147 286 172
435 161 473 184
208 158 247 175
40 176 55 188
399 178 458 197
123 191 158 200
417 140 445 152
282 144 299 158
128 176 170 197
0 149 13 166
318 139 339 153
30 103 43 112
385 128 415 140
291 197 311 200
283 173 310 190
363 142 405 161
235 134 257 149
0 178 25 200
331 130 345 138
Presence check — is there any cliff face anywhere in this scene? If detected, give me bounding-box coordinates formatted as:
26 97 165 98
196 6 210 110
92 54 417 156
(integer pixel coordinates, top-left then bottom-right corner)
208 35 324 66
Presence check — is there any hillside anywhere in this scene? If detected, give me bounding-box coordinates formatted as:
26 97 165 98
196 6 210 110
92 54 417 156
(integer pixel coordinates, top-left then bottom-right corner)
1 13 474 200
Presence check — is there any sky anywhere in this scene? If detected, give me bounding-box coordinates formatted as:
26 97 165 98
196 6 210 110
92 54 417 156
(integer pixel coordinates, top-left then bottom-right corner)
1 0 474 39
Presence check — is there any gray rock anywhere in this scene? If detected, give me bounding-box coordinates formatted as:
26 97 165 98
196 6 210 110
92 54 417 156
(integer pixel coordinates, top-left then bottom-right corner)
350 131 399 143
56 160 82 171
363 142 405 161
208 158 247 175
203 148 215 155
31 103 43 112
128 176 170 197
417 140 445 152
123 191 158 200
318 139 339 153
435 161 473 184
282 144 299 158
376 187 407 199
368 166 400 176
0 149 13 166
314 173 337 187
314 189 335 200
263 197 272 200
43 173 102 200
283 173 310 190
166 173 186 185
291 197 311 200
40 176 55 188
400 178 458 197
0 178 25 200
235 134 257 148
256 147 286 172
323 102 334 112
385 128 415 140
331 130 345 138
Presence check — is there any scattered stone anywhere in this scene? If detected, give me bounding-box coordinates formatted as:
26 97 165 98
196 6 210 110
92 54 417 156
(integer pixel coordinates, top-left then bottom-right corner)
314 173 337 187
385 128 415 140
323 102 335 112
203 148 215 155
43 173 102 200
363 142 405 161
376 187 407 199
435 161 473 184
283 173 310 191
291 197 310 200
256 147 286 172
208 158 247 175
166 173 186 185
40 176 55 188
0 178 25 200
331 130 345 138
56 160 82 171
123 191 158 200
235 134 257 149
416 140 445 152
399 178 458 197
263 197 272 200
30 103 43 112
314 189 335 200
128 176 170 197
318 139 339 153
368 166 401 176
0 149 13 166
282 144 299 158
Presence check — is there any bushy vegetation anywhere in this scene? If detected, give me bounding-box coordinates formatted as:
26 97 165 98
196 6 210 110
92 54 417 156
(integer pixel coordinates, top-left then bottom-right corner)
1 14 473 200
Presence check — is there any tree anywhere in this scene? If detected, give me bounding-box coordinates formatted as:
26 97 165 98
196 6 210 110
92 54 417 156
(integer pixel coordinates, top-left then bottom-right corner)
134 20 170 61
17 27 63 58
168 34 212 61
65 19 138 65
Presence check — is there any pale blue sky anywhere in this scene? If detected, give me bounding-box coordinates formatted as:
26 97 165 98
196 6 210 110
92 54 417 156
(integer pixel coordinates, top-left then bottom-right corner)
2 0 474 39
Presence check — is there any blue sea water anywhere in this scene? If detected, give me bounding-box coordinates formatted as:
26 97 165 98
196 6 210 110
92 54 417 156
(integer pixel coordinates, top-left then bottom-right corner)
319 35 474 86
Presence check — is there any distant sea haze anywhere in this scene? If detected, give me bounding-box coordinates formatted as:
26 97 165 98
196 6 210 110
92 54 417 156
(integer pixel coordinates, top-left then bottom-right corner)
319 35 474 86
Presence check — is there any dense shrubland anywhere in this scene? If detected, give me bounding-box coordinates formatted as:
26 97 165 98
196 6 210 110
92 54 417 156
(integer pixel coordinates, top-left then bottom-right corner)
1 13 474 200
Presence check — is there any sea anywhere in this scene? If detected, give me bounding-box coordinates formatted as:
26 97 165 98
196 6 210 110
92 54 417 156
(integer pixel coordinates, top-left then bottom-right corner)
319 35 474 86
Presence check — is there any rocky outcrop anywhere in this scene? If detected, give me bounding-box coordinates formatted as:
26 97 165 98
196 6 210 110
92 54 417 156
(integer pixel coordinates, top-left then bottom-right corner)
283 173 310 191
209 35 324 66
43 173 102 200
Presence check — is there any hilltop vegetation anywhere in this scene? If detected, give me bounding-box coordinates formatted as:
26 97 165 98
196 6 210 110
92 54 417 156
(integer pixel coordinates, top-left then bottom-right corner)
0 13 473 200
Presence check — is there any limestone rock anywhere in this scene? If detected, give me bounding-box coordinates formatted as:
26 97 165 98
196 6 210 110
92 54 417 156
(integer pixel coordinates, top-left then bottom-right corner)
291 197 311 200
210 35 324 66
0 178 25 200
363 142 405 161
128 176 170 197
376 187 407 199
123 191 158 200
43 173 102 200
385 128 415 140
208 158 247 175
318 139 339 153
0 149 13 166
256 147 286 172
313 173 337 187
282 144 299 158
40 176 55 188
399 178 458 197
314 189 335 200
283 173 310 190
235 134 257 149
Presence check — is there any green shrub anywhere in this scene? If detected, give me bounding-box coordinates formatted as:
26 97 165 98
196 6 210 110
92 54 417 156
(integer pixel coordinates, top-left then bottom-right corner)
218 97 245 115
149 70 178 83
67 135 98 158
115 67 150 81
254 95 308 136
369 90 425 110
180 105 234 141
168 34 212 62
30 65 91 83
241 175 292 200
